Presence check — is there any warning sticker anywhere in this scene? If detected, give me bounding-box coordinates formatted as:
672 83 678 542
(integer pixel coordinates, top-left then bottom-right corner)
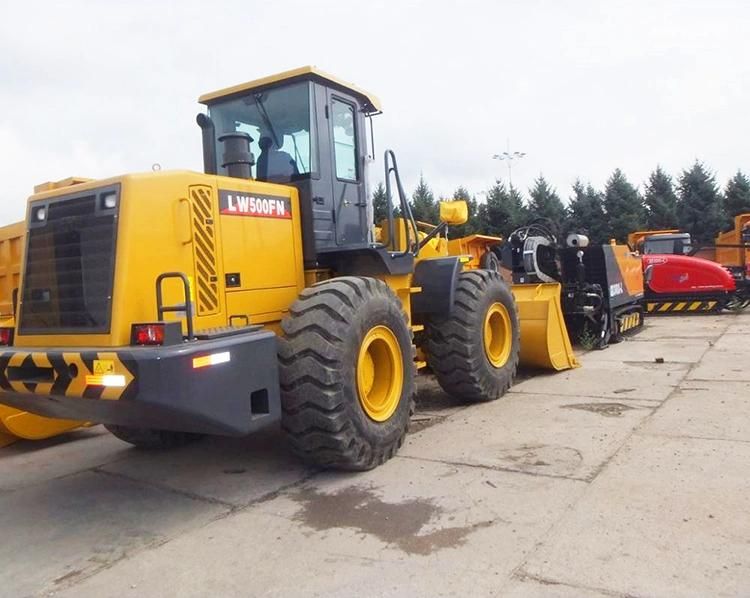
93 359 115 375
219 189 292 220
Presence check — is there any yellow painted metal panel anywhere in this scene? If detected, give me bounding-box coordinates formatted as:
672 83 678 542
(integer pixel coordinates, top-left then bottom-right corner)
220 214 299 291
224 286 300 325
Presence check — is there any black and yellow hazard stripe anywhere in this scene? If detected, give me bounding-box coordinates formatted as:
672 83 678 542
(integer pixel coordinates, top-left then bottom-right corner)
0 351 136 401
618 312 642 333
646 300 719 314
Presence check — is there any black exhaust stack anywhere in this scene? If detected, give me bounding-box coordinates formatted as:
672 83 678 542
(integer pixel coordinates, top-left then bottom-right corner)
196 113 217 175
218 132 255 180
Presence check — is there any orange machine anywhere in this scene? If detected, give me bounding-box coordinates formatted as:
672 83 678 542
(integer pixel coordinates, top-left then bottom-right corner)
0 221 24 320
715 214 750 279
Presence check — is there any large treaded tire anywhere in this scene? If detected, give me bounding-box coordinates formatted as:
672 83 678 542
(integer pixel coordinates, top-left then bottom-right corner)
105 425 203 449
424 269 520 401
279 276 415 471
479 250 500 273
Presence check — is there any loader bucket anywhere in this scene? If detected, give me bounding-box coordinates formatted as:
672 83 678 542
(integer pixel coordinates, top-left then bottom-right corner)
512 283 580 371
0 405 86 448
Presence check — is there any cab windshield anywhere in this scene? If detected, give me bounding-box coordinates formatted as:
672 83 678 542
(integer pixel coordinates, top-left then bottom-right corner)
643 235 692 255
208 81 317 182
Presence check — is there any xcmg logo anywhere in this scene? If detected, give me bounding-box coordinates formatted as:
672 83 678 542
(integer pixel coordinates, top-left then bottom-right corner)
219 190 292 220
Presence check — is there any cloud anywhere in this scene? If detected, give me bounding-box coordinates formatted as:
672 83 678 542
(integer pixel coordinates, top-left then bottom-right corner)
0 0 748 222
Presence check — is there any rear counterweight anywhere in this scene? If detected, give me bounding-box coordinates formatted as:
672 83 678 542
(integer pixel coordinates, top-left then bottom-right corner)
0 329 280 436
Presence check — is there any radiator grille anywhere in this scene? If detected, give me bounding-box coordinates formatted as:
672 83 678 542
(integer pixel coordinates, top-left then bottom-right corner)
19 188 118 334
189 185 220 315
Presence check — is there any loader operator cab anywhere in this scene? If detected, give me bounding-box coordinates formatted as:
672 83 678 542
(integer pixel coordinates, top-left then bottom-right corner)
196 67 409 272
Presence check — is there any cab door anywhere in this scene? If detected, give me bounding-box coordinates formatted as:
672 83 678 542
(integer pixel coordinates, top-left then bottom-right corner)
327 91 367 247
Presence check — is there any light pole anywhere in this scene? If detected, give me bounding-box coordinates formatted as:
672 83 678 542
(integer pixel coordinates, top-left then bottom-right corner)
492 140 526 188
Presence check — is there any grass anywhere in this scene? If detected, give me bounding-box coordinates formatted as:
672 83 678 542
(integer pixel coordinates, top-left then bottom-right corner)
577 322 599 351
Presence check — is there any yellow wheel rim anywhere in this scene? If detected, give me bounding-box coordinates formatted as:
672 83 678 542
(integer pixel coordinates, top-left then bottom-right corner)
356 325 404 422
483 302 512 367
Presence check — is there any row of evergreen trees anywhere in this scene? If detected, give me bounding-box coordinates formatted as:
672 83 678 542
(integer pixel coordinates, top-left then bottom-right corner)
372 162 750 244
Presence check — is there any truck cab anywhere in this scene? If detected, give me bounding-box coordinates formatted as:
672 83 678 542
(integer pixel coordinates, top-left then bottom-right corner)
641 232 693 255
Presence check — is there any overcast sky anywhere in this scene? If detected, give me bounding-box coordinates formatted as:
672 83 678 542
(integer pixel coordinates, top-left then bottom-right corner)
1 0 748 222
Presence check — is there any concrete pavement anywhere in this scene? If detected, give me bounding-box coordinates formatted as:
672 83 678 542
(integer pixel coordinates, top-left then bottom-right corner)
0 312 747 597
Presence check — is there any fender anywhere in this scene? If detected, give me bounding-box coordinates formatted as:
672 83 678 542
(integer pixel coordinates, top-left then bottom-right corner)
411 256 461 315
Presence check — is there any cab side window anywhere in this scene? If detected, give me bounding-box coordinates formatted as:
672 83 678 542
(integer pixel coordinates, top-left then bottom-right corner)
331 99 357 181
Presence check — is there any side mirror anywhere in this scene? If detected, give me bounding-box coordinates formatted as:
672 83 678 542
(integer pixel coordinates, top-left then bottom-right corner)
439 200 468 226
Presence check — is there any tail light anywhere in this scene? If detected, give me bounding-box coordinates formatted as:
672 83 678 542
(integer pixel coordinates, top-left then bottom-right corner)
131 323 166 346
0 327 14 346
130 322 182 346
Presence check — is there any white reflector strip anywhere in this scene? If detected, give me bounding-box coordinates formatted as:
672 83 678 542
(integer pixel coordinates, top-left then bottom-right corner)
192 351 231 369
85 374 127 387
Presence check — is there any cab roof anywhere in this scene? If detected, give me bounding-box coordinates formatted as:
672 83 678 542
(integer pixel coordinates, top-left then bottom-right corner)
198 66 382 113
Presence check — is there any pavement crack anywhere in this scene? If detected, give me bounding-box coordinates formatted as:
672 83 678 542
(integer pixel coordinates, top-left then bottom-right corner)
634 430 750 445
395 454 589 483
687 376 750 383
230 469 321 512
508 389 666 404
46 468 322 596
91 467 237 509
512 570 645 597
0 448 134 496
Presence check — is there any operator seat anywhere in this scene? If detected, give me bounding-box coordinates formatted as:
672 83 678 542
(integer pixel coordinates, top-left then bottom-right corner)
256 136 299 183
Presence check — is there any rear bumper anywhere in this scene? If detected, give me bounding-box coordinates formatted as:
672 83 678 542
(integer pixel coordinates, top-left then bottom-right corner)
643 291 730 314
0 330 280 436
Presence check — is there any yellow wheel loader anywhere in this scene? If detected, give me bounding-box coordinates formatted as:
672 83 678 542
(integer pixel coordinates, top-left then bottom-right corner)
396 214 579 370
0 67 533 469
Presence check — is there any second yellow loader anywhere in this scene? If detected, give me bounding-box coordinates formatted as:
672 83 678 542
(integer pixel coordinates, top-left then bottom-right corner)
382 211 578 371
